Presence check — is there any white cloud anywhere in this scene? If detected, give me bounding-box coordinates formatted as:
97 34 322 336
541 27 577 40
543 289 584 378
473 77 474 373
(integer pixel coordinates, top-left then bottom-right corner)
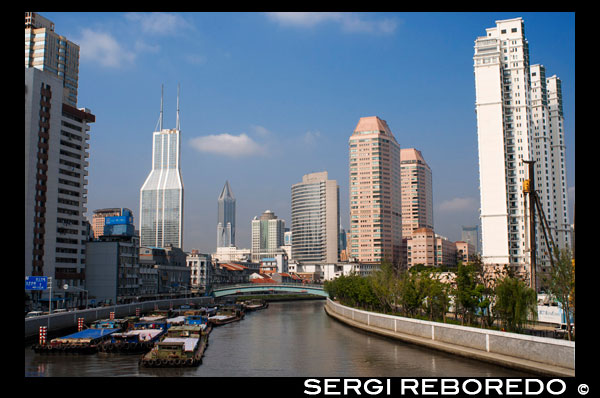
78 28 135 68
438 197 478 212
266 12 398 35
252 125 272 137
189 133 264 157
124 12 192 36
303 130 321 146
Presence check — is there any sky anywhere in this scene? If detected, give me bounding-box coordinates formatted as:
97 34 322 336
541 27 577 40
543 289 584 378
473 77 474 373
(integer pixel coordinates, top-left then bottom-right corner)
39 12 575 254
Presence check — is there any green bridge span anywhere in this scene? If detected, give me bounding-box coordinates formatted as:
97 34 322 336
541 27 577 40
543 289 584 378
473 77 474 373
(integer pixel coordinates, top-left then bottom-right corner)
210 283 327 298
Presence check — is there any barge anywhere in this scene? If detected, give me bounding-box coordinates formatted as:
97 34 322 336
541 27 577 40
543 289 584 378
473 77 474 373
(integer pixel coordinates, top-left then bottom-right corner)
97 320 168 354
139 316 212 367
240 299 269 312
208 304 245 326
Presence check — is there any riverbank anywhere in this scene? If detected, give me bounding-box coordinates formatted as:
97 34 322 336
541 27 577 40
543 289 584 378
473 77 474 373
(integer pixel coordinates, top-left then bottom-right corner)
324 299 574 377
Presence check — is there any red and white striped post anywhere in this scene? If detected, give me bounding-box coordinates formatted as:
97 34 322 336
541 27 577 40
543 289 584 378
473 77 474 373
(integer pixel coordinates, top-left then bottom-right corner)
77 318 84 331
136 307 141 317
109 311 115 320
39 326 47 345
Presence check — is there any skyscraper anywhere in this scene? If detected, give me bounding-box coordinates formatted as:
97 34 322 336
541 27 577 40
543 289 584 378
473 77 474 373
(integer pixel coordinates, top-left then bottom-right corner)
25 12 95 304
400 148 433 237
217 180 236 248
349 116 402 266
473 17 570 276
251 210 285 262
291 171 340 264
140 86 184 249
25 12 79 107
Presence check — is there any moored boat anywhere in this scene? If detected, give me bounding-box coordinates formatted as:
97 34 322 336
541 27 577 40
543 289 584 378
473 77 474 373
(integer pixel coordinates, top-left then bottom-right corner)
97 320 168 354
240 299 269 312
208 304 244 326
139 316 212 368
32 327 120 354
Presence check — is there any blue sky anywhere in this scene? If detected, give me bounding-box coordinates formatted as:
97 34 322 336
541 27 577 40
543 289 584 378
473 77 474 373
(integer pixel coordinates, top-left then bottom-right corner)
40 12 575 253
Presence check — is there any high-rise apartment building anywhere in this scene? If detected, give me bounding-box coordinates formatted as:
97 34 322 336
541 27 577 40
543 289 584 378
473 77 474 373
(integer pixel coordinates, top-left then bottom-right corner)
217 180 236 248
25 12 79 107
473 17 570 278
400 148 433 236
251 210 285 262
140 87 184 249
291 171 340 264
348 116 402 266
25 60 95 299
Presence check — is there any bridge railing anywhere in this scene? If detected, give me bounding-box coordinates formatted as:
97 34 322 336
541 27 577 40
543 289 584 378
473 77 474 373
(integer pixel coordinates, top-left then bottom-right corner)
211 282 325 291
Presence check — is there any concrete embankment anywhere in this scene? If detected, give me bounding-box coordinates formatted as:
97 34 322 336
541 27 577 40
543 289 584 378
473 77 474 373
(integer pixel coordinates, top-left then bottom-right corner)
324 298 574 377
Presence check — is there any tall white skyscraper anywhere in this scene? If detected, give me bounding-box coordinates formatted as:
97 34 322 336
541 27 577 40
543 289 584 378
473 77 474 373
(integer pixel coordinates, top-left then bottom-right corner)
140 86 184 249
217 180 236 248
473 17 570 278
291 171 340 264
251 210 285 262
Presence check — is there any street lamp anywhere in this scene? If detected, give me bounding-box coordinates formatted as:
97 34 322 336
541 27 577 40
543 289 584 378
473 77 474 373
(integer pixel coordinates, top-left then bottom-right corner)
63 284 88 309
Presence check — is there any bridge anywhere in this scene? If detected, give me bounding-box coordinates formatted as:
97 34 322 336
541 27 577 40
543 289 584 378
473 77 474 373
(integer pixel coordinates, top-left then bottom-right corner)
209 283 328 298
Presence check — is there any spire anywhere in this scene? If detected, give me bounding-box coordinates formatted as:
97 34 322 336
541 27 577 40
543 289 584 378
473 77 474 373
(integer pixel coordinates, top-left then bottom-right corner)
160 84 164 131
219 180 234 200
176 83 180 131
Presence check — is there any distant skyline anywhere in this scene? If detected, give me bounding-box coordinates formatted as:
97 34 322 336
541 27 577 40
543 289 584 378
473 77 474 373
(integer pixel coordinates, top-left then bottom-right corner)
39 12 575 253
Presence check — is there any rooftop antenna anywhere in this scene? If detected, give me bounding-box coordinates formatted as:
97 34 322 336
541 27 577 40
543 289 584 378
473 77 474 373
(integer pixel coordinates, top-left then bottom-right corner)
160 84 164 131
176 83 180 131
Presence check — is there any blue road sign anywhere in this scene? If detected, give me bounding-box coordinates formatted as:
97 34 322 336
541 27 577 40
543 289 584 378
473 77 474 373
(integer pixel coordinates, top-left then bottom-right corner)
25 276 48 290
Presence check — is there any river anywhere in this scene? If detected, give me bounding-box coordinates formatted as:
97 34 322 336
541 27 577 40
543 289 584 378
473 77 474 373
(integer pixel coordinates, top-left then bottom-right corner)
24 299 535 377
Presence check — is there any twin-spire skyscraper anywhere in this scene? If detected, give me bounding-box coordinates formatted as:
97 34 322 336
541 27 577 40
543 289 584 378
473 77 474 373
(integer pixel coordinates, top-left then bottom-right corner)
140 85 184 249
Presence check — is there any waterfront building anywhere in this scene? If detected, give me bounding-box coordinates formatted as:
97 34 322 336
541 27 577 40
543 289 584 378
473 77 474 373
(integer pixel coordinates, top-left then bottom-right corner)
251 210 285 262
455 240 477 264
217 180 236 248
25 12 79 107
186 250 212 292
91 208 133 239
25 57 95 308
348 116 402 266
85 234 141 305
406 228 436 268
400 148 434 236
139 86 184 249
291 171 340 264
473 17 571 280
212 246 251 262
139 245 190 297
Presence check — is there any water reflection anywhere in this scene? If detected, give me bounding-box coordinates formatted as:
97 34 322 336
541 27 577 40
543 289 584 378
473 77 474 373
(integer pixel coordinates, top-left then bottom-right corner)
25 300 535 377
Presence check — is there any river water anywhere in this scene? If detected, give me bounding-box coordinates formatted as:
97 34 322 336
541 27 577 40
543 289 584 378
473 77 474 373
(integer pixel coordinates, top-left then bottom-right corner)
24 300 534 377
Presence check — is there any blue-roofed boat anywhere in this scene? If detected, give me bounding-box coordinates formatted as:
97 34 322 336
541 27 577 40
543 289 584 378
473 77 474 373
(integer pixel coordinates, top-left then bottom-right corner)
32 318 130 354
97 320 168 354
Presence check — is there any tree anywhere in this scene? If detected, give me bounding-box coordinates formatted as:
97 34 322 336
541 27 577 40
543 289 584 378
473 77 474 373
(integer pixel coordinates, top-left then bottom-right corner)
544 247 575 340
494 275 537 333
455 262 484 326
370 261 400 313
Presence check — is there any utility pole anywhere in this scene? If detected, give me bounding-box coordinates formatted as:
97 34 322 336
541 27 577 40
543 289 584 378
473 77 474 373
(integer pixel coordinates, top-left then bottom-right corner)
523 160 537 292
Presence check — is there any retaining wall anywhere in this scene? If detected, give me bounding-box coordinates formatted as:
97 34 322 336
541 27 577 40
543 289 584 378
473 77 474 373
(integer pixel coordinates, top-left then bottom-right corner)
325 299 574 376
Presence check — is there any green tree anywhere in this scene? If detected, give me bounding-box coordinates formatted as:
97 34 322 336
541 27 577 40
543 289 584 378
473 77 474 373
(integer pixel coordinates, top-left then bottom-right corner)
455 262 484 326
494 275 537 333
369 261 399 313
544 247 575 340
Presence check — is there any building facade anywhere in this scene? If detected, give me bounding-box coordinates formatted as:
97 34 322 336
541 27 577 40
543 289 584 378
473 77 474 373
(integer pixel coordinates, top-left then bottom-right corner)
400 148 434 236
140 88 184 249
251 210 285 262
25 65 94 307
473 17 571 280
25 12 79 107
291 171 340 264
348 116 402 266
217 180 236 248
186 250 212 292
91 208 133 239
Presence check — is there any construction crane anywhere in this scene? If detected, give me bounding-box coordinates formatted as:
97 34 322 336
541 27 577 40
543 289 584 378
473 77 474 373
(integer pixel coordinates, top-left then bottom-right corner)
523 160 557 292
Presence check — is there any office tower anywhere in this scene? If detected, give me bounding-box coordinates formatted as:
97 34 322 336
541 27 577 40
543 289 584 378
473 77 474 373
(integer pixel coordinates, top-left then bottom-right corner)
348 116 402 265
473 17 570 275
291 171 340 264
461 225 479 254
91 208 133 239
140 86 184 249
217 180 236 248
25 68 95 292
251 210 285 262
25 12 79 107
400 148 434 236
